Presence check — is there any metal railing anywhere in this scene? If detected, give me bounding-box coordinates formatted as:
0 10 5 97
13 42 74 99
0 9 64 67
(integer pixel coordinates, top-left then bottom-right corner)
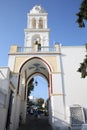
17 47 33 52
17 46 56 53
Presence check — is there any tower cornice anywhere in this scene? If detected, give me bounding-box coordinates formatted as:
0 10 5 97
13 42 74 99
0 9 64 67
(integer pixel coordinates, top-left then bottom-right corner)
28 13 48 16
24 28 50 32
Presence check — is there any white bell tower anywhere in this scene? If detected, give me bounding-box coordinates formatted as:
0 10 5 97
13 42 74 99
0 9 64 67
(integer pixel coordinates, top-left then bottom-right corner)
7 5 67 130
24 5 50 48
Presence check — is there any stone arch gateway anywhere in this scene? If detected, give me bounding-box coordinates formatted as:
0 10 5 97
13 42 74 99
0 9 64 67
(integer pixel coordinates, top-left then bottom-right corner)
6 5 66 130
17 56 53 97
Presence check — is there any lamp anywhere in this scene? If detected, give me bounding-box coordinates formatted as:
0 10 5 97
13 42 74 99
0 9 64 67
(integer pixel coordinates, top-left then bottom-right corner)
35 80 38 86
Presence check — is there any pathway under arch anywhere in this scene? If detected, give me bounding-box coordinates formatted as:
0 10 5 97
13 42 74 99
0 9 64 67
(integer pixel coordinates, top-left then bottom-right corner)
16 56 53 128
17 115 53 130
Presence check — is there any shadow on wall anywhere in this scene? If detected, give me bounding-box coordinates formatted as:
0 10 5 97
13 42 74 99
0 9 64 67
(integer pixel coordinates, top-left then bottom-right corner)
52 116 70 130
51 106 87 130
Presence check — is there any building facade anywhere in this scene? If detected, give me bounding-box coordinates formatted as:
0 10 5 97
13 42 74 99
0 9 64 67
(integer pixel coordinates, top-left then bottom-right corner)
0 5 87 130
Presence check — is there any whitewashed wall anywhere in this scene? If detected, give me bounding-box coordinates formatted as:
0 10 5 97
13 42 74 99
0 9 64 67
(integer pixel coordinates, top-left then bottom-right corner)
51 46 87 129
0 108 7 130
0 68 19 130
0 68 10 130
61 46 87 107
8 55 16 71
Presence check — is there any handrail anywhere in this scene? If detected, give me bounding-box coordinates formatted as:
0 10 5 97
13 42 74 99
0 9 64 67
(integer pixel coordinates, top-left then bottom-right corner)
17 46 56 52
17 47 33 52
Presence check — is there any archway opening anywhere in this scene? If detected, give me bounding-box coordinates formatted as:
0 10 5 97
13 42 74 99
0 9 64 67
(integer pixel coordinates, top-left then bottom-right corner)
27 75 49 117
17 56 52 124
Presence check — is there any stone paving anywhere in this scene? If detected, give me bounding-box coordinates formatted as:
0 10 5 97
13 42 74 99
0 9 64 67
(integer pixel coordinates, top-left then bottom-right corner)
17 114 53 130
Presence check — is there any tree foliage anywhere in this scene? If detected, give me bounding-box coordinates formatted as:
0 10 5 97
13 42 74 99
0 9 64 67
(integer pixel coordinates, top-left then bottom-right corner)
45 98 49 110
37 98 44 108
76 1 87 78
76 0 87 27
77 44 87 78
27 78 34 97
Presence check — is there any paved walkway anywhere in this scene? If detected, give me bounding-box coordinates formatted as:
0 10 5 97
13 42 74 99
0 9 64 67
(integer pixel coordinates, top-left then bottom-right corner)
17 115 53 130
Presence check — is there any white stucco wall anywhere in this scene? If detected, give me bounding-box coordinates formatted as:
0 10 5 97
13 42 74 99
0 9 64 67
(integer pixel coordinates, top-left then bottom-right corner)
0 67 18 130
13 96 21 130
0 108 7 130
61 46 87 108
8 55 16 71
51 45 87 129
0 68 10 130
0 67 10 79
52 74 63 93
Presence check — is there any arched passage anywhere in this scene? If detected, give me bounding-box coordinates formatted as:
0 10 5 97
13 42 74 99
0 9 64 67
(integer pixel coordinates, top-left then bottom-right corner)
16 56 53 124
17 56 53 97
26 72 49 98
30 75 48 100
27 74 49 117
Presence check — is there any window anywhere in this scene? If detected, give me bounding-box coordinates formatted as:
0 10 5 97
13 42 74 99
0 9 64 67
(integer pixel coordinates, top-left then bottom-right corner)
39 18 43 29
32 18 36 28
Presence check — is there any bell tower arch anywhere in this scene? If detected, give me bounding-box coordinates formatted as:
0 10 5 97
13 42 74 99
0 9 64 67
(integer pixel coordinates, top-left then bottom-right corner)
24 5 50 48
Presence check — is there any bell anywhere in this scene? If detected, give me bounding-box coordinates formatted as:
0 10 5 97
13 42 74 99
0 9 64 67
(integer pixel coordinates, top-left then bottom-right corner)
35 80 38 86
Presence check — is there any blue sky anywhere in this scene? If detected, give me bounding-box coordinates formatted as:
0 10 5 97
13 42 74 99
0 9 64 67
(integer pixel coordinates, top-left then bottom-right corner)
0 0 87 99
0 0 87 66
30 76 48 100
